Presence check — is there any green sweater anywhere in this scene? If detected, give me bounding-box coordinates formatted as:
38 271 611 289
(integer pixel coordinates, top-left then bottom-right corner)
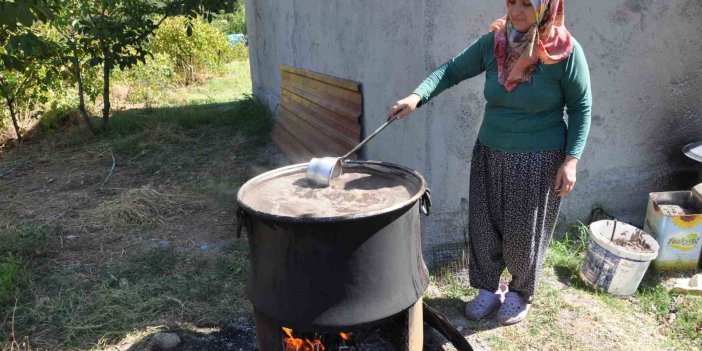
413 33 592 158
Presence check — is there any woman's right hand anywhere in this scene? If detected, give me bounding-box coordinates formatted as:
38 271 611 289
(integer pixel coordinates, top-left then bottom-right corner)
387 94 421 120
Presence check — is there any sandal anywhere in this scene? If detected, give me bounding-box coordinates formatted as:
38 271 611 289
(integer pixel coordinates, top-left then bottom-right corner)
464 289 502 321
496 291 530 325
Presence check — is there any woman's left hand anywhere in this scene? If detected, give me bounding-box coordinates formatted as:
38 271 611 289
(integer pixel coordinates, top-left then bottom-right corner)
555 156 578 197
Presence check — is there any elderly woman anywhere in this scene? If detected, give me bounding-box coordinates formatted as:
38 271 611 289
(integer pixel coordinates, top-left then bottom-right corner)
388 0 591 325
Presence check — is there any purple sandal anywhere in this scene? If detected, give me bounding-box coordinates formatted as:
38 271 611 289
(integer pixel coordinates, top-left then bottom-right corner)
464 289 502 321
496 291 530 325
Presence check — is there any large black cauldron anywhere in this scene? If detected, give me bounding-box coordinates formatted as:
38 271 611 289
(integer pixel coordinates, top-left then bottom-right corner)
236 161 431 331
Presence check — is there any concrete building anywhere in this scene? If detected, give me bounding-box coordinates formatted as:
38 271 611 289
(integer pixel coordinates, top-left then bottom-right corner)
246 0 702 252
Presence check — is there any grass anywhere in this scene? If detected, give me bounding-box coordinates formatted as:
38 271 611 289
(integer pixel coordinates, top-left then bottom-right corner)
178 61 253 104
0 59 277 349
426 221 702 350
0 255 22 303
2 57 699 350
0 222 51 304
86 185 191 230
4 242 250 349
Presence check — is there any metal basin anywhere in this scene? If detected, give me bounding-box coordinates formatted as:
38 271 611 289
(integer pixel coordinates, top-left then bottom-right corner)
236 161 431 331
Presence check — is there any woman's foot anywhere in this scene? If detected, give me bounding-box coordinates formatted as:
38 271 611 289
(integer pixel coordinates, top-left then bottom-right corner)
496 291 530 325
464 289 502 321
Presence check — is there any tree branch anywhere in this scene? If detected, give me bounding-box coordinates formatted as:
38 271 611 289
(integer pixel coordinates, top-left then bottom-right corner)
12 74 32 100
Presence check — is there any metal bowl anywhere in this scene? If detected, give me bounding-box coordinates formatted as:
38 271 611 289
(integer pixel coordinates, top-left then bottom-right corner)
683 141 702 163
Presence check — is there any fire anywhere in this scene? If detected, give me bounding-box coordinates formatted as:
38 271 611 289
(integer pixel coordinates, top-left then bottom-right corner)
282 327 325 351
282 328 354 350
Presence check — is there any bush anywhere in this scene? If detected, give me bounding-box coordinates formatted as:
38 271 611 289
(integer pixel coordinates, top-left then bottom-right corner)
230 42 249 61
112 53 177 106
151 17 235 85
212 4 247 35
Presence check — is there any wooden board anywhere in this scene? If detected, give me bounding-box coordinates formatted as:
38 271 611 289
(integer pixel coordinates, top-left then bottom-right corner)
272 65 362 163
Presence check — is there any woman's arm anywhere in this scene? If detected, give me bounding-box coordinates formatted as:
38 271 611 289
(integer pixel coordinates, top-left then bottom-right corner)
561 41 592 160
388 33 491 119
555 40 592 196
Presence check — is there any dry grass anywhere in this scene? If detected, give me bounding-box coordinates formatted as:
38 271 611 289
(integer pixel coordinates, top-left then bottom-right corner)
0 60 281 349
86 185 193 230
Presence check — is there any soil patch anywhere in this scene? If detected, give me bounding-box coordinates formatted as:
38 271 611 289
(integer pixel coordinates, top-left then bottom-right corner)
611 229 654 253
659 204 698 216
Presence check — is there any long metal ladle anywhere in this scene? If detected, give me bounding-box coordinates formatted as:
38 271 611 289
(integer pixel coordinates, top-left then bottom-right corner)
306 112 401 187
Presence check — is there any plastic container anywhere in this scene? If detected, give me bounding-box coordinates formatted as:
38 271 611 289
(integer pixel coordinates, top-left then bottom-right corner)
580 220 659 296
643 184 702 271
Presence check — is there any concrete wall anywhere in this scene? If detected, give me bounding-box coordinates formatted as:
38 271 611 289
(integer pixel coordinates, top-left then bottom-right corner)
247 0 702 251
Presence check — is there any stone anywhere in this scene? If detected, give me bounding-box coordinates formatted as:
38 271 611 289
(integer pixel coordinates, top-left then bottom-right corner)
672 274 702 296
152 332 181 350
66 234 79 241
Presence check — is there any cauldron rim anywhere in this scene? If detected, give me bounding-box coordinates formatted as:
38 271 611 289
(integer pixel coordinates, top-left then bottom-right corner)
236 160 428 223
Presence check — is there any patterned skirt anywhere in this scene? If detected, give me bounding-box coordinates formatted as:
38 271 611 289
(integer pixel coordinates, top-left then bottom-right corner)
467 140 565 302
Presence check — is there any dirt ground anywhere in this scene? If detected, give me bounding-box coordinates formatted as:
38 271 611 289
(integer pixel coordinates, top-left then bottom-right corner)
0 105 291 349
1 132 286 269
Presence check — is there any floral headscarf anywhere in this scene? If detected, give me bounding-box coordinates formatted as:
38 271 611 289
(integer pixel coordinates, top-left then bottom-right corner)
489 0 573 92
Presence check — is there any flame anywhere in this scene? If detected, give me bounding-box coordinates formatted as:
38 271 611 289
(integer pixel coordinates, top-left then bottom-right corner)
339 332 351 341
282 327 325 351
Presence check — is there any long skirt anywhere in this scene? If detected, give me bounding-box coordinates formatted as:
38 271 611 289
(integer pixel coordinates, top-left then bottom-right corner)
468 140 565 303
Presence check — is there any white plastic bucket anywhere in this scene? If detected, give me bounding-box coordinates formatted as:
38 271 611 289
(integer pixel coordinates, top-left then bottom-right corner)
579 220 660 296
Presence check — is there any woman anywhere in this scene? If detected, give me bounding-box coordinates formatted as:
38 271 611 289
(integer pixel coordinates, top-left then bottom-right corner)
387 0 591 325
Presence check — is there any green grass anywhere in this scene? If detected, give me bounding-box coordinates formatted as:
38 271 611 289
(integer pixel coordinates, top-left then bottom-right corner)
67 61 271 200
427 221 702 350
5 243 250 349
0 59 270 349
0 222 51 304
675 297 702 346
545 221 588 277
0 255 22 303
637 270 702 348
0 222 51 258
182 61 252 104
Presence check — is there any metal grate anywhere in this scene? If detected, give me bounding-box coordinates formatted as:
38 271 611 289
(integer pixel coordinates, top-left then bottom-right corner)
431 241 469 275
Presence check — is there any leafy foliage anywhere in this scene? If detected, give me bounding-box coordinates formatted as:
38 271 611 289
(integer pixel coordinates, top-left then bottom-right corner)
0 0 244 137
212 3 247 35
0 0 53 30
112 52 177 106
0 1 57 140
151 16 235 85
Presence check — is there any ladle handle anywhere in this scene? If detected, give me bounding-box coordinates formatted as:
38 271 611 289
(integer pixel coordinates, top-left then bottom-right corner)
342 112 401 159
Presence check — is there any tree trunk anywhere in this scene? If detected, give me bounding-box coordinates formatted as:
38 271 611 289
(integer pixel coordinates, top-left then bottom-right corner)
73 56 96 134
4 96 22 142
0 76 22 141
101 45 111 130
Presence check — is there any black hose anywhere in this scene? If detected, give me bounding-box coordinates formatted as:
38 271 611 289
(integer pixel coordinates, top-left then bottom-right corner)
422 302 474 351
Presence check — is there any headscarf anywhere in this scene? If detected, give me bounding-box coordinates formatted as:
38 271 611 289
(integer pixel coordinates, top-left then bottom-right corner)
489 0 573 92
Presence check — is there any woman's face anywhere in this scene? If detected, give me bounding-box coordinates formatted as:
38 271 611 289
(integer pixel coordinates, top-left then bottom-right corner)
508 0 537 32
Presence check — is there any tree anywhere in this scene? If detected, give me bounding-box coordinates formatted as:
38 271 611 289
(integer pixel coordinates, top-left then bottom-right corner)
0 1 52 29
0 0 240 137
0 0 54 140
52 0 239 132
0 36 55 141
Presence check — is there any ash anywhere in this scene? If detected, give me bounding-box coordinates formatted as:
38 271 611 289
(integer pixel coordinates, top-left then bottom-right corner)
326 328 399 351
172 317 258 351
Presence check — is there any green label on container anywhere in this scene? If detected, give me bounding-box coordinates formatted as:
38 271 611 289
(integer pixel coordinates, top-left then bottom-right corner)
667 233 700 252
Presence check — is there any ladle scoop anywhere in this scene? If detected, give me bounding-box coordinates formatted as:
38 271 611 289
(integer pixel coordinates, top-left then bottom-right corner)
306 112 400 187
